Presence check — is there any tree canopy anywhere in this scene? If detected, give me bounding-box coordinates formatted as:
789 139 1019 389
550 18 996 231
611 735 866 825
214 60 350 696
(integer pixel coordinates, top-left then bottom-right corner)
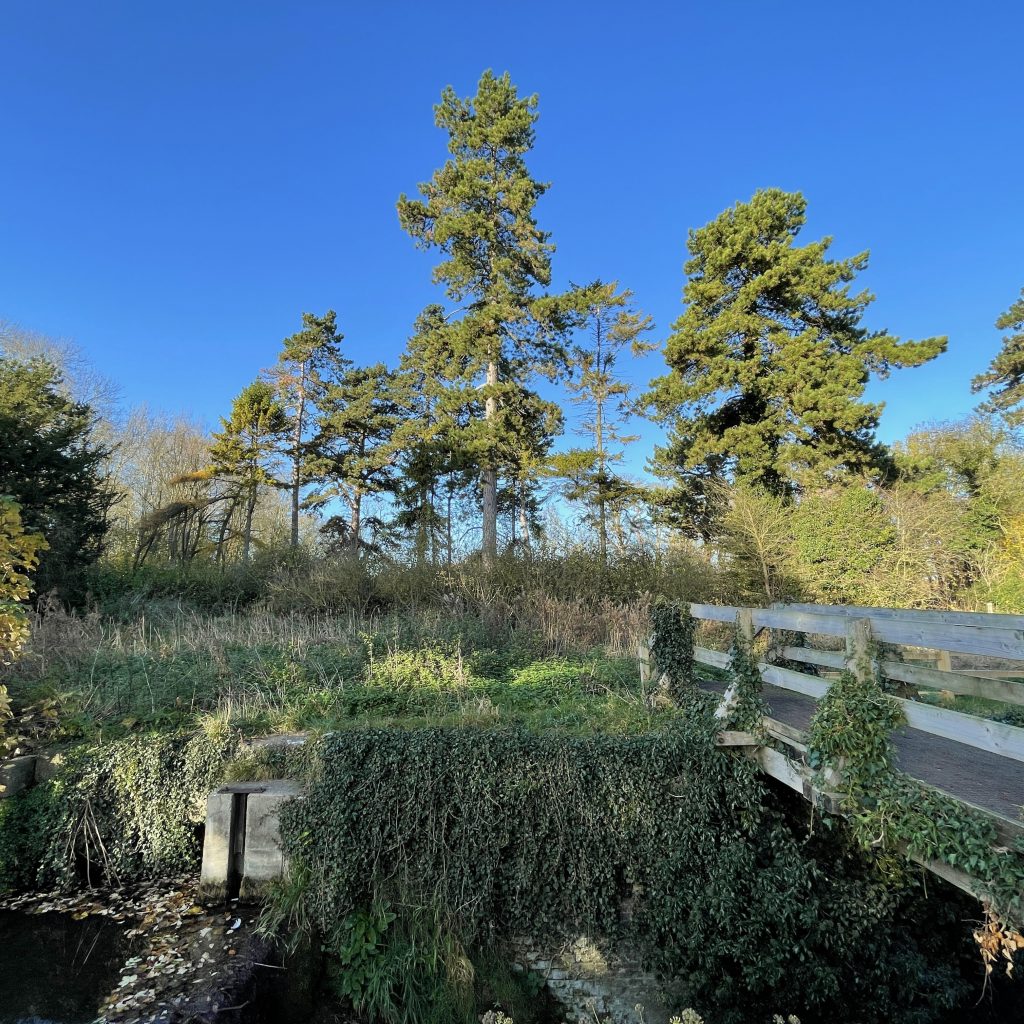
645 189 947 533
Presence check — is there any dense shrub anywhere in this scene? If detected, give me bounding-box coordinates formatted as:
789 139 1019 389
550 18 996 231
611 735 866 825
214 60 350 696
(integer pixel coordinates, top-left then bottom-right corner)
273 722 972 1024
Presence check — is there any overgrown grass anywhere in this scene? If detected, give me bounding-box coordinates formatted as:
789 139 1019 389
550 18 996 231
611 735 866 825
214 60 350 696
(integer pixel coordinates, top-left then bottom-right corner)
2 593 664 749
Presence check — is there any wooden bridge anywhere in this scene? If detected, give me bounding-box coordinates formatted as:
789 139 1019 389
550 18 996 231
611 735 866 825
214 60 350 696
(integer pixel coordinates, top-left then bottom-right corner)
647 602 1024 898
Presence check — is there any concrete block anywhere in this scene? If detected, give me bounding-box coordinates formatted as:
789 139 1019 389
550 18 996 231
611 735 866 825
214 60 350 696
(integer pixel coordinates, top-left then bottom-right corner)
240 781 302 899
199 781 302 904
0 755 37 798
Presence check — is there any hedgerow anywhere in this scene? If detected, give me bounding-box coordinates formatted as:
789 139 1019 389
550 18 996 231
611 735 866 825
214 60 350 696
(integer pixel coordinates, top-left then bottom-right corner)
271 721 971 1024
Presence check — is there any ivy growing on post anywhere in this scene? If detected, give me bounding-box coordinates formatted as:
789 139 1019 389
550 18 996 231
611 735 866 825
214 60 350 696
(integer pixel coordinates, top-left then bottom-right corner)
808 626 1024 944
650 601 697 704
723 621 769 733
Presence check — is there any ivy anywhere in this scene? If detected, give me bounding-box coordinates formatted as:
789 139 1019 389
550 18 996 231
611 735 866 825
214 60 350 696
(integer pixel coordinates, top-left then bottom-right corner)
723 621 769 733
272 723 974 1024
650 601 697 704
807 648 1024 940
0 726 237 892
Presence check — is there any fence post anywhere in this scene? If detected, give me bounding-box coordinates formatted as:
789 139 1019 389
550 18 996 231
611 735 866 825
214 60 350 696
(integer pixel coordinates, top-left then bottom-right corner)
638 636 653 686
845 617 873 683
716 608 754 721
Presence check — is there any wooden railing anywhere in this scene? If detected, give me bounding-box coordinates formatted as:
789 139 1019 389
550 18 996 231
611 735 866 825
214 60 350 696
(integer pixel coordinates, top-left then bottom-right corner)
688 602 1024 763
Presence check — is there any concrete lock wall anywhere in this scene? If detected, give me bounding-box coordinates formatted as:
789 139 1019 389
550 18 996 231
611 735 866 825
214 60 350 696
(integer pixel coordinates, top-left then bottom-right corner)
199 780 302 903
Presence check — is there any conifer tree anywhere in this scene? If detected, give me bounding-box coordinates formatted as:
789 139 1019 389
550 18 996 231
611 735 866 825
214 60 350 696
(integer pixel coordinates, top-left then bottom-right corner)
0 356 113 603
551 281 655 561
314 363 402 554
264 310 349 546
398 70 574 564
973 287 1024 426
645 189 947 533
209 381 289 562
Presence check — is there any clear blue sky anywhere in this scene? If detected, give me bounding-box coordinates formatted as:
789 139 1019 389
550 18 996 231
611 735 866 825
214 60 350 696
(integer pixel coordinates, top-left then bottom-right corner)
2 1 1022 468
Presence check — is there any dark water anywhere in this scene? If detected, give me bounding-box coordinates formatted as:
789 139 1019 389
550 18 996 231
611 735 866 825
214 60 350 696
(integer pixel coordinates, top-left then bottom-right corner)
0 910 128 1024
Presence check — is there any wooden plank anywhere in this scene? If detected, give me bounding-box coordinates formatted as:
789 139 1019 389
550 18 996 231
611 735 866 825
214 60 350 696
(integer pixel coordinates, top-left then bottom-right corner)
779 645 846 671
692 603 1024 660
760 662 831 700
716 730 758 747
779 602 1024 630
895 697 1024 763
694 645 730 670
780 645 1024 706
758 607 1024 660
882 660 1024 707
689 603 738 624
754 746 806 795
763 716 808 752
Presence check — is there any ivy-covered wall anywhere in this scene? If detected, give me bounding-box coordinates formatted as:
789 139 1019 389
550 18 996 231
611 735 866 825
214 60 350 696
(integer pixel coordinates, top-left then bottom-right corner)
275 721 977 1024
0 727 236 892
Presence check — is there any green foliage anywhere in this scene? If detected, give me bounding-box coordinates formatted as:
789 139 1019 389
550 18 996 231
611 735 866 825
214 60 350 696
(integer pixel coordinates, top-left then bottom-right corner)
645 188 946 533
0 356 113 604
269 723 971 1024
808 654 1024 928
973 286 1024 426
0 497 46 731
723 623 769 733
791 487 897 603
0 726 236 892
650 601 697 702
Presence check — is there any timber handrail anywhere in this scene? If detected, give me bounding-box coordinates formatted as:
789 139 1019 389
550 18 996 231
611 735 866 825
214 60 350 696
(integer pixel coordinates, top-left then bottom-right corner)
688 602 1024 763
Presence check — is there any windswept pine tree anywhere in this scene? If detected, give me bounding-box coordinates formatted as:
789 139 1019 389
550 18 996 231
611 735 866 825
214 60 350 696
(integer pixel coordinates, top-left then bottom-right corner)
551 281 655 562
209 381 289 562
264 310 349 546
398 70 575 564
645 188 947 534
973 287 1024 426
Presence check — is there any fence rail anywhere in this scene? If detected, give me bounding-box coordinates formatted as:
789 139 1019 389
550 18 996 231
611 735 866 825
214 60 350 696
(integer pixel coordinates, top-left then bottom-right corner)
688 602 1024 763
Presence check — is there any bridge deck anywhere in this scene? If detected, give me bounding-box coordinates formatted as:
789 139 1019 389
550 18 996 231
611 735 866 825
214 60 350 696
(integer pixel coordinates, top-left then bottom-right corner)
699 678 1024 824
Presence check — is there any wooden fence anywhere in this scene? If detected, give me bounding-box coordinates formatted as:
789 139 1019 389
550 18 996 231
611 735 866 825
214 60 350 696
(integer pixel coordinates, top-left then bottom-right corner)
652 601 1024 896
689 602 1024 764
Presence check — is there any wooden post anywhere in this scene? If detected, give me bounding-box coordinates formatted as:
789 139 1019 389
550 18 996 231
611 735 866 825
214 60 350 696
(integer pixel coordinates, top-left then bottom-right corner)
716 608 753 722
936 648 952 673
845 617 873 683
638 637 653 686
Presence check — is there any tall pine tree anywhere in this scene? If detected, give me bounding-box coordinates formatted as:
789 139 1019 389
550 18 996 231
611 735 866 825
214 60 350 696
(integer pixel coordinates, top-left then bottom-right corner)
264 310 349 547
645 189 946 533
209 381 289 562
398 70 574 564
973 287 1024 426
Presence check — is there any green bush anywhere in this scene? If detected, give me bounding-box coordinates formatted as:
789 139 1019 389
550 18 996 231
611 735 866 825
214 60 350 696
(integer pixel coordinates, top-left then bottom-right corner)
272 723 971 1024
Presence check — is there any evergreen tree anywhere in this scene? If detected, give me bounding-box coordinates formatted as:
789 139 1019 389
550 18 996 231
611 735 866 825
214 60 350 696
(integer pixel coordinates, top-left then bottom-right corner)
551 281 655 561
0 356 113 603
644 189 946 534
398 70 574 564
264 310 349 546
314 363 402 554
391 306 476 566
209 381 289 562
973 287 1024 426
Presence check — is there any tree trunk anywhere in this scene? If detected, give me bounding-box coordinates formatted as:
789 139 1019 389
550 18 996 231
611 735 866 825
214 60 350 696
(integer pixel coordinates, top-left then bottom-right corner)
518 482 531 555
290 372 307 548
242 488 257 563
481 358 499 565
350 487 362 556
